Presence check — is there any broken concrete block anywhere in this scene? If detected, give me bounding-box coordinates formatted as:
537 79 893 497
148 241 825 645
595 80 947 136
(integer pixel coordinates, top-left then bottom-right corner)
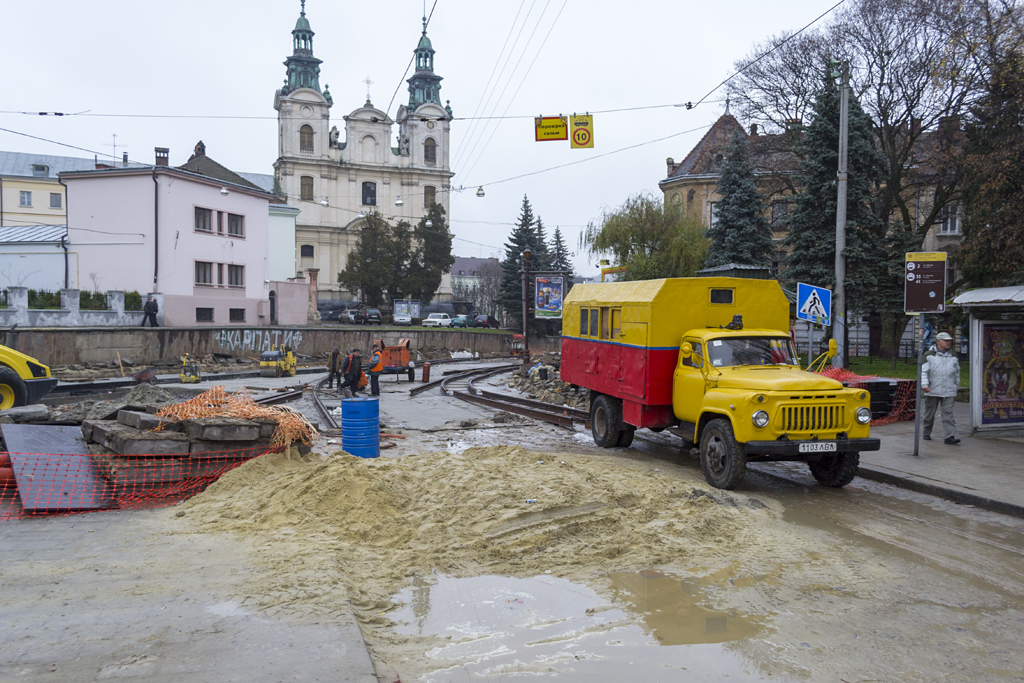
116 410 178 432
0 404 50 423
189 439 272 459
94 456 239 487
85 420 123 446
254 418 278 439
181 418 260 442
106 425 190 456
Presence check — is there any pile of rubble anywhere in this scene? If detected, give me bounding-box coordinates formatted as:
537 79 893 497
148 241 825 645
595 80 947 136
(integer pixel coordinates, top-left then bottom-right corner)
506 354 589 411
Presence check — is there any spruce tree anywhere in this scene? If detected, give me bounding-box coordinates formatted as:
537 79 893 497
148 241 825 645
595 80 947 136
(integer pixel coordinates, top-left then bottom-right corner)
706 128 773 267
783 69 888 316
532 217 553 272
499 195 537 332
550 226 574 294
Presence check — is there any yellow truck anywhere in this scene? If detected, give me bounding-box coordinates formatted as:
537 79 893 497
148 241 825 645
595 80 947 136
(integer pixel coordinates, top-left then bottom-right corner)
0 344 58 410
561 278 879 489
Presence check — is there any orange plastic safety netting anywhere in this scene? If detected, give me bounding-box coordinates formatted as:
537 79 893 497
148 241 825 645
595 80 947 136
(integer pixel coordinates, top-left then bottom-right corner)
816 367 917 426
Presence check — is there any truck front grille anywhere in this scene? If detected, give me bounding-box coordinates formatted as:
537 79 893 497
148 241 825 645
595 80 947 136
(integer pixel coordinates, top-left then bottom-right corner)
778 404 844 432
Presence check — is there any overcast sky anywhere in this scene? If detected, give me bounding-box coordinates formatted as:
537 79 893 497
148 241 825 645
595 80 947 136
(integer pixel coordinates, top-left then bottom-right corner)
1 0 837 275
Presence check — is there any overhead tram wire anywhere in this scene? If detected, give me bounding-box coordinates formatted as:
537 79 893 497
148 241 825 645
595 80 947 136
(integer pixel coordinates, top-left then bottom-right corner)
385 0 438 117
458 0 568 185
449 0 529 171
451 0 544 171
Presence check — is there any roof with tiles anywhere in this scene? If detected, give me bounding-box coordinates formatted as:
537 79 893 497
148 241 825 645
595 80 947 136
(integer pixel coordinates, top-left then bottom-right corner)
176 142 265 192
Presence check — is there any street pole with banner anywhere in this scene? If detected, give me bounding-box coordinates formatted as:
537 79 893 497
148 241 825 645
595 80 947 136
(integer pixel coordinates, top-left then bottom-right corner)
905 252 948 456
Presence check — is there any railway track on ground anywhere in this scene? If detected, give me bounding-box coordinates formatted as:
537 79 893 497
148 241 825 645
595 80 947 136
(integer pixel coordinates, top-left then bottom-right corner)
414 364 589 430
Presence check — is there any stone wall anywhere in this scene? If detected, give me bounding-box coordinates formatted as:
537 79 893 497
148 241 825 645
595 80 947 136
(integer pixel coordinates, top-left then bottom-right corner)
0 325 561 366
0 288 161 327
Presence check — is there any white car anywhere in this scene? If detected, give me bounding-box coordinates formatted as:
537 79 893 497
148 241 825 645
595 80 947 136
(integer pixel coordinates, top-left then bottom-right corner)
422 312 452 327
393 313 412 326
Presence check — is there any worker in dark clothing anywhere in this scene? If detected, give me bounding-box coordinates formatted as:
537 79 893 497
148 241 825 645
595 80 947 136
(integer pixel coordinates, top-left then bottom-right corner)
327 347 342 388
338 348 362 399
141 296 159 327
368 344 383 397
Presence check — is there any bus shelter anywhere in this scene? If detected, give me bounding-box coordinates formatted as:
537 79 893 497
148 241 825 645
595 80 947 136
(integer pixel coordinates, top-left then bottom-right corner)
952 286 1024 433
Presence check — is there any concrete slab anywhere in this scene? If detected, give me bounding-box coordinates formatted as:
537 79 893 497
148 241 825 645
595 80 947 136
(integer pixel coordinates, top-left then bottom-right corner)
181 418 260 442
93 456 237 487
117 410 178 432
189 440 271 459
107 426 191 457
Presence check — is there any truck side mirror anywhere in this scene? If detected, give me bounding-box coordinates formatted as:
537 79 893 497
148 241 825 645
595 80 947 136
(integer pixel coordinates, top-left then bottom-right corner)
827 338 838 358
680 342 693 359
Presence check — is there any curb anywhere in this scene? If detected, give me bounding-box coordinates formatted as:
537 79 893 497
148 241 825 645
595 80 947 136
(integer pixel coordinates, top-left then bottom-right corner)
855 465 1024 520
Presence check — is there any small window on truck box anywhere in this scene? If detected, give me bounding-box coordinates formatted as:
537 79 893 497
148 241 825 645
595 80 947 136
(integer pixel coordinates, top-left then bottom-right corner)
611 309 621 339
600 307 611 339
590 309 599 338
580 308 589 336
710 288 734 305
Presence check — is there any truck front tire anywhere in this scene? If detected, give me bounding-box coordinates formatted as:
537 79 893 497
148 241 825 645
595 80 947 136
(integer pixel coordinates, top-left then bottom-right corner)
699 418 747 490
591 395 623 448
808 451 860 487
0 367 28 411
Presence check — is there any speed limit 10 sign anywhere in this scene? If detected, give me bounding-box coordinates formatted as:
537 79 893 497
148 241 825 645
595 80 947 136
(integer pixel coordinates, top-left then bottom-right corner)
904 252 947 314
570 114 594 149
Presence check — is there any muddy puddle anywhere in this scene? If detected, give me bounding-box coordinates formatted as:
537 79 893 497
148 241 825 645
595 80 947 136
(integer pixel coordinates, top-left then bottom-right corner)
386 571 775 682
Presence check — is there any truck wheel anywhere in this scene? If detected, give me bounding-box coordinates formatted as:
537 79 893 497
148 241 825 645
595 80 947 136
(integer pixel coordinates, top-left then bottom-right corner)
617 425 635 448
0 367 28 410
590 395 622 448
808 451 860 487
408 368 415 382
699 419 747 490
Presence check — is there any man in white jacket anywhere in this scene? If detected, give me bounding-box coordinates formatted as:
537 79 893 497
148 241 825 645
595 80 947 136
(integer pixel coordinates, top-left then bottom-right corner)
922 332 961 444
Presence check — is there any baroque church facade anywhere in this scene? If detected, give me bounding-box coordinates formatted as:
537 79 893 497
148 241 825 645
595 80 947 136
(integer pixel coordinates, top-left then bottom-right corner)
273 1 455 301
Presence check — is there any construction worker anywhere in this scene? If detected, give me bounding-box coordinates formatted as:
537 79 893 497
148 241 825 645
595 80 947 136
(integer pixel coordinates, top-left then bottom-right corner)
368 344 384 397
338 348 362 399
327 347 341 388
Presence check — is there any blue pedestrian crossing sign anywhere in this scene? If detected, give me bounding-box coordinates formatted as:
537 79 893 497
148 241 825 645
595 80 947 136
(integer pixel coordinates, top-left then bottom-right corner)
796 283 832 325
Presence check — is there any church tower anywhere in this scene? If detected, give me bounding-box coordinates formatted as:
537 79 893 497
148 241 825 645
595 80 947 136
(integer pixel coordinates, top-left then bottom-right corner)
274 0 332 161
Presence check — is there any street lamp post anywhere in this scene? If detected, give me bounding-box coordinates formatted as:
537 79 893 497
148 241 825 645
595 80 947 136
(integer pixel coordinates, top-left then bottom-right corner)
520 246 532 370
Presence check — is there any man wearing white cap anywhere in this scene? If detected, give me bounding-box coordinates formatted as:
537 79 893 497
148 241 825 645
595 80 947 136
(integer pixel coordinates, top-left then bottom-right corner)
922 331 960 444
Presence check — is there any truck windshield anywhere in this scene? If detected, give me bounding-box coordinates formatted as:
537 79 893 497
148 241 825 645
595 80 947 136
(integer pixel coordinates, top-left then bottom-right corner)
707 337 799 367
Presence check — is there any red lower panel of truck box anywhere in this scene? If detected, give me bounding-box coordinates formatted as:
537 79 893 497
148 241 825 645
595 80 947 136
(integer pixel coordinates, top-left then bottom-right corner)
561 336 677 408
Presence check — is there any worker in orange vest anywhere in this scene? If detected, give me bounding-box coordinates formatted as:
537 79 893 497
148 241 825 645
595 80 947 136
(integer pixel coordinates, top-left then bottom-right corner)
368 344 384 397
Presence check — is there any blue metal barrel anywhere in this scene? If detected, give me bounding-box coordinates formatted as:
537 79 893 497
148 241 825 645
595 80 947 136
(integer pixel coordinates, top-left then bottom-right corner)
341 397 380 458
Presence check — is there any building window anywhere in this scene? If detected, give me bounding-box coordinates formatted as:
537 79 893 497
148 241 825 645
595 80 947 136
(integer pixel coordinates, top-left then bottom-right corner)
709 201 719 228
217 263 224 285
227 213 244 237
940 204 960 235
19 191 31 207
424 138 437 166
195 207 212 232
300 244 315 258
771 200 791 228
196 307 214 322
49 192 62 209
195 261 213 285
362 181 377 206
32 165 49 177
229 308 246 322
228 264 245 288
300 176 314 201
299 124 314 154
424 185 436 207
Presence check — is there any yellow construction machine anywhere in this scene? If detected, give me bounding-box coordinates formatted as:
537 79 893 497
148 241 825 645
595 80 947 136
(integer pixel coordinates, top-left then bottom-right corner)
0 344 58 410
259 344 297 378
180 352 202 383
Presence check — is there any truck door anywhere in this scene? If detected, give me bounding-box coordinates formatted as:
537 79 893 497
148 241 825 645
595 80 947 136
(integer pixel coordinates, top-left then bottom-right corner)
673 338 706 422
620 320 647 400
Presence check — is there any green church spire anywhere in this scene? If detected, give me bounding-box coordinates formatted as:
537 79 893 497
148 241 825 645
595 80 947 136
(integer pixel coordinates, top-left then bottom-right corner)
406 15 444 110
282 0 322 96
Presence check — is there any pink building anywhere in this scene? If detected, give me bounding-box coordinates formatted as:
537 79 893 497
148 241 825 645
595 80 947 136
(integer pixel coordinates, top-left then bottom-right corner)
61 151 299 327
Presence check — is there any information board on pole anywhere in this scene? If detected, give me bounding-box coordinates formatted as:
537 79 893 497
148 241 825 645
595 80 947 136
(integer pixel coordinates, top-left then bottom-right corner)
534 116 568 142
535 277 563 319
904 252 947 314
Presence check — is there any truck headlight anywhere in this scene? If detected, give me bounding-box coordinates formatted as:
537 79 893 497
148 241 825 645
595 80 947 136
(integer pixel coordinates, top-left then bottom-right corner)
752 410 769 428
856 407 871 424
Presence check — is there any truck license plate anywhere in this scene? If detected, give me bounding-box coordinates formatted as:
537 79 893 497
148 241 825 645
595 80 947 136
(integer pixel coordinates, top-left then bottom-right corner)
799 442 837 453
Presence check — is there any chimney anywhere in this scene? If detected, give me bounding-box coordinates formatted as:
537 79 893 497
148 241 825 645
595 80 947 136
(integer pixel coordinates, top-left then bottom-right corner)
750 123 758 136
122 152 128 166
155 147 169 166
666 157 675 175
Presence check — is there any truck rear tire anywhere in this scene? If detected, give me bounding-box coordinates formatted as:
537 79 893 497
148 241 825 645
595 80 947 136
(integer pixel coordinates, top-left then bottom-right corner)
699 418 747 490
408 368 415 382
0 367 28 410
808 451 860 487
591 395 622 448
617 425 635 447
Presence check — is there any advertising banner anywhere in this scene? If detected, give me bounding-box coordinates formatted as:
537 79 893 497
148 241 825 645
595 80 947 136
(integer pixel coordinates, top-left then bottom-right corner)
535 277 563 319
393 300 421 318
981 322 1024 426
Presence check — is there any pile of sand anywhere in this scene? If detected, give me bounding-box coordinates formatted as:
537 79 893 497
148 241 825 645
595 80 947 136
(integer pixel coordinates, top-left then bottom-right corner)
177 446 778 629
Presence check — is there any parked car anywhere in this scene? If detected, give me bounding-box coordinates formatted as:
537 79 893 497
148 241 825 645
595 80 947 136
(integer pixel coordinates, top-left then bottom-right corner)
422 312 452 328
354 308 382 325
472 314 501 329
320 309 343 322
451 314 472 328
339 309 357 324
393 312 413 326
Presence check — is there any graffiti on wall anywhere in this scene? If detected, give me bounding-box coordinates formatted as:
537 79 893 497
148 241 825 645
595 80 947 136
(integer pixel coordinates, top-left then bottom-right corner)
214 329 304 353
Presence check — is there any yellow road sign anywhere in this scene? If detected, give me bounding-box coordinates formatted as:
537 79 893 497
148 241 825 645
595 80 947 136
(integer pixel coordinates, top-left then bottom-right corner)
535 116 568 141
570 114 594 149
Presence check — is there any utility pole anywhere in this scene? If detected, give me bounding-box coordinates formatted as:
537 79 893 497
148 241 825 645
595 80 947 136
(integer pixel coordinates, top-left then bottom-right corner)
520 246 532 370
834 60 850 368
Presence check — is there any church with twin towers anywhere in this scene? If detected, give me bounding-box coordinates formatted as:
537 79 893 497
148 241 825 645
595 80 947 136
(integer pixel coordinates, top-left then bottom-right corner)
273 1 455 301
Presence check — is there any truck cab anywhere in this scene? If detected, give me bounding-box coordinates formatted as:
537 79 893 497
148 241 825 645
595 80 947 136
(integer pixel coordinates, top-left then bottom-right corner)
562 277 879 490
